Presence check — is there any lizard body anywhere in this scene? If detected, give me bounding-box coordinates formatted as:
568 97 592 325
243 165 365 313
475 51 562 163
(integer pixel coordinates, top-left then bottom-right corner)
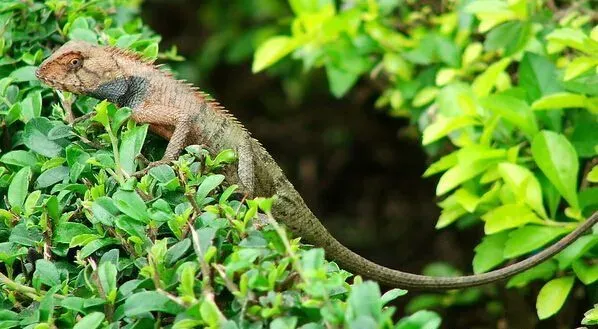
36 41 598 289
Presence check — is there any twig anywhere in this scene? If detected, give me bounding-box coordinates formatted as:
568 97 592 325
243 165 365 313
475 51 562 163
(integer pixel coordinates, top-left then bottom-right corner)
189 224 213 295
71 111 95 125
0 272 65 301
262 210 306 282
156 288 186 306
59 93 75 124
580 157 598 190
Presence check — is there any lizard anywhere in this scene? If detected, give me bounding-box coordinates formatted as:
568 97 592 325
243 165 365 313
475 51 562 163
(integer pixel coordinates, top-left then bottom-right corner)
35 40 598 290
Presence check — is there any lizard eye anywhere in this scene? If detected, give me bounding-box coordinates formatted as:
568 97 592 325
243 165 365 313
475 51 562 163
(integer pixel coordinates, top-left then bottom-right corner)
68 57 82 70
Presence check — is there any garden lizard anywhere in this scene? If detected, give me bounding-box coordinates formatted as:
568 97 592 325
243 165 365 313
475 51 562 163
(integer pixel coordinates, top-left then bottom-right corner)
36 41 598 289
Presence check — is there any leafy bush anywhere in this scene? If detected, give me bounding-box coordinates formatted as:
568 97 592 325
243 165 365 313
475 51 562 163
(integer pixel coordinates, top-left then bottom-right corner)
252 0 598 324
0 0 445 328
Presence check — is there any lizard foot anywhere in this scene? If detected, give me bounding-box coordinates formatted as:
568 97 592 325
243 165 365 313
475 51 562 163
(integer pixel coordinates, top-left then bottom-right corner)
132 159 172 178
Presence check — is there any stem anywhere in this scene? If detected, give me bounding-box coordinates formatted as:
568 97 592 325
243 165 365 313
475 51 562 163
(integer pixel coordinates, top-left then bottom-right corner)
0 95 11 107
105 124 126 183
263 211 306 282
189 224 213 295
0 272 64 301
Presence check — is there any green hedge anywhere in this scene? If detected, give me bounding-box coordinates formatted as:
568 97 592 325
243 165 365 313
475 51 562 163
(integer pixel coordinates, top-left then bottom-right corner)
251 0 598 324
0 1 441 328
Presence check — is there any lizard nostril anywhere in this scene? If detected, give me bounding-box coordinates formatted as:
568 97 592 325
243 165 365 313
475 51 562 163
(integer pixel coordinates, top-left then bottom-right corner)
35 67 43 79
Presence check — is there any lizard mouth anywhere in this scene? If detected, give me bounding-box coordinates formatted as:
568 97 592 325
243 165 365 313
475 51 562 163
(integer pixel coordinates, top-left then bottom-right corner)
35 67 83 94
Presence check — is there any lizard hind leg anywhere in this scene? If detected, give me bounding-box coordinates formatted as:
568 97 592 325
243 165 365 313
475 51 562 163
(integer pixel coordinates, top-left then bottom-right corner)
236 139 255 197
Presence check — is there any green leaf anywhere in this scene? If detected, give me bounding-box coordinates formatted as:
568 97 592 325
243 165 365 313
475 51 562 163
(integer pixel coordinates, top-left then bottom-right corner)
396 310 442 329
572 260 598 285
92 101 110 127
555 235 598 270
9 223 42 247
53 222 93 244
536 276 575 320
164 239 191 266
149 164 176 183
571 111 598 158
111 107 132 132
113 190 149 223
422 151 457 177
481 204 542 234
270 317 298 329
33 259 61 287
301 248 326 280
454 188 480 213
346 281 381 320
196 174 225 204
562 73 598 96
252 36 297 73
473 231 509 274
119 124 148 174
91 197 120 226
519 52 562 102
380 288 408 305
422 116 480 145
9 66 37 82
507 260 557 288
0 150 37 168
504 225 570 258
98 261 117 303
36 166 69 188
289 0 333 14
583 305 598 326
69 234 100 248
8 167 31 210
79 238 118 258
23 190 40 217
564 56 597 81
485 21 531 56
73 312 104 329
23 118 68 158
325 63 360 98
20 90 42 122
497 162 546 218
472 58 511 97
69 28 98 44
200 299 223 327
531 92 590 110
436 153 502 196
116 216 150 245
546 28 598 54
531 131 580 209
480 95 538 139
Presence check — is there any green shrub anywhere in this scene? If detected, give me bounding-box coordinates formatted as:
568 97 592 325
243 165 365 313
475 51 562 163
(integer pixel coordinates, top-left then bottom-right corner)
252 0 598 324
0 1 443 328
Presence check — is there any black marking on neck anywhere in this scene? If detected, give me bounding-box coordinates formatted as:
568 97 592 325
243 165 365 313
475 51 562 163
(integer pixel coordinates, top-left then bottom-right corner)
89 76 148 108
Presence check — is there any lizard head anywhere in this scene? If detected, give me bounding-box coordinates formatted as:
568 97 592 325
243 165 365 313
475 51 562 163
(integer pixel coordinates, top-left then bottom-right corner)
36 40 124 95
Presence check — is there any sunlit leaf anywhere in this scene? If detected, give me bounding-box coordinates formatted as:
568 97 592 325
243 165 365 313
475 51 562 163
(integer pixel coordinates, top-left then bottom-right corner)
536 277 575 320
531 131 579 209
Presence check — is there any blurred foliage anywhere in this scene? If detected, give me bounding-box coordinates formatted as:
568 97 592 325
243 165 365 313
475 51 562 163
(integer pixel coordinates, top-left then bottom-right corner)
0 0 445 328
252 0 598 323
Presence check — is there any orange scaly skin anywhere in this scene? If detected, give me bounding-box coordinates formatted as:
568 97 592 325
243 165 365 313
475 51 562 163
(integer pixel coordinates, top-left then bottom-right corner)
36 41 598 289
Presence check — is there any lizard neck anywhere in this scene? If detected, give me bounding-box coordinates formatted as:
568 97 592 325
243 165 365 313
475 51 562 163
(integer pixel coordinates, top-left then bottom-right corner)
89 76 149 108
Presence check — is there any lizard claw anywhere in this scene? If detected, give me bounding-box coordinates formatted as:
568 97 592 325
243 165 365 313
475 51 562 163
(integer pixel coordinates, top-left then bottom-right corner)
132 159 172 178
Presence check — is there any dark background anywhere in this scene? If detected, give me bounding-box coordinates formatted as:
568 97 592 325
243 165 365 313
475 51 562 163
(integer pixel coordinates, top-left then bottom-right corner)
139 1 590 328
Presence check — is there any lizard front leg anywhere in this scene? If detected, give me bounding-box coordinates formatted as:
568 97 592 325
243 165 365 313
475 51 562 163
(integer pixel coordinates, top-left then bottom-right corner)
131 105 194 173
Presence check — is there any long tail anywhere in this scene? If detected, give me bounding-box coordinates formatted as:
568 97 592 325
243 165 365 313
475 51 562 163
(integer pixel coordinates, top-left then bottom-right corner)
273 178 598 290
